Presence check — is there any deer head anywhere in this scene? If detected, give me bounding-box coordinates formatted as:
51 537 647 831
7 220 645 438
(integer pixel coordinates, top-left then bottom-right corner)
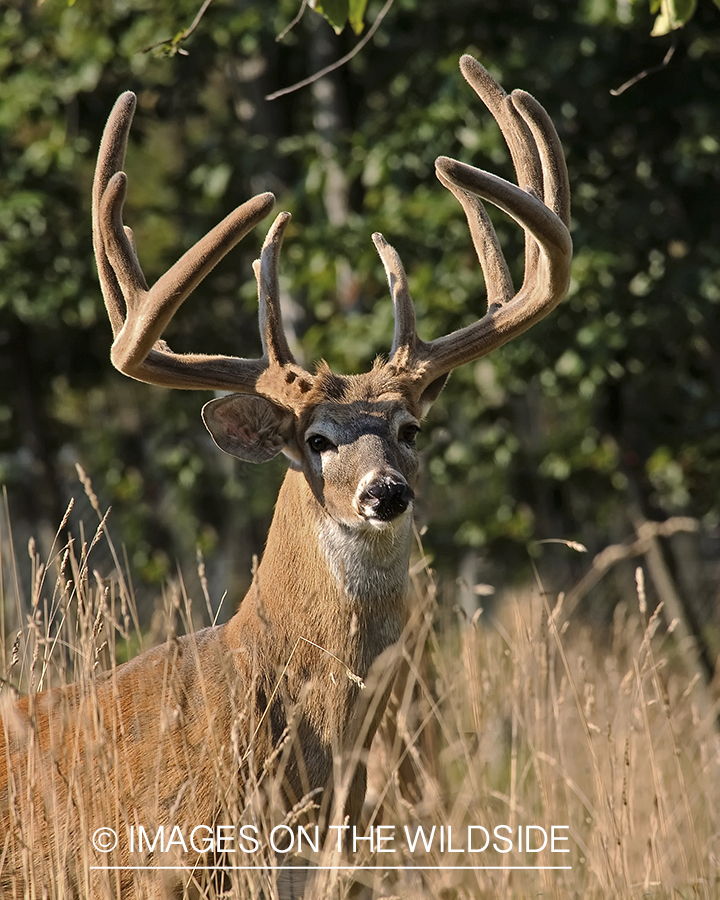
92 56 571 551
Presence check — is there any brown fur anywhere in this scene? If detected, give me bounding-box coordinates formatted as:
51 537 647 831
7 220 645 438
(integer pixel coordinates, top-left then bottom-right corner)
0 371 421 898
1 53 573 894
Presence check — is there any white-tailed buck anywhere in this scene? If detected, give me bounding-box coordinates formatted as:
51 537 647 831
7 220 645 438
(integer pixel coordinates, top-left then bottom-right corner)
0 55 571 897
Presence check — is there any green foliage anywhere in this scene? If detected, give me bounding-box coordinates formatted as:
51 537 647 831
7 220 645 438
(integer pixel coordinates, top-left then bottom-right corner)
587 0 720 33
1 0 719 606
649 0 698 35
311 0 368 35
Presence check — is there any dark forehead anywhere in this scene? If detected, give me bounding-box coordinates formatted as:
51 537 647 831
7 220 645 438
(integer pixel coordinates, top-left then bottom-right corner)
307 362 419 409
298 366 421 430
307 398 409 428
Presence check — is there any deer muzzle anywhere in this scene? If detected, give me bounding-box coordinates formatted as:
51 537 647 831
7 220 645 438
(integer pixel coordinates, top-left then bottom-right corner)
356 473 415 523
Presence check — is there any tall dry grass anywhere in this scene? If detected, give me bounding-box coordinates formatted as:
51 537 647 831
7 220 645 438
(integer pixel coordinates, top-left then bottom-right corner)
1 474 718 899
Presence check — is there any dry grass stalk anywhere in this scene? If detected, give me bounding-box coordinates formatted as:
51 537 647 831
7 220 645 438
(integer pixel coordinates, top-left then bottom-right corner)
1 491 718 898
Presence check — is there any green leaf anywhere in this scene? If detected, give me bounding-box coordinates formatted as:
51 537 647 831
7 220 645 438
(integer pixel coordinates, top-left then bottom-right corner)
313 0 350 34
673 0 697 21
651 0 696 35
348 0 368 34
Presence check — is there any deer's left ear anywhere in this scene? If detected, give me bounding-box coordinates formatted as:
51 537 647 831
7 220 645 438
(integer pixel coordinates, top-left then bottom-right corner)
202 394 297 464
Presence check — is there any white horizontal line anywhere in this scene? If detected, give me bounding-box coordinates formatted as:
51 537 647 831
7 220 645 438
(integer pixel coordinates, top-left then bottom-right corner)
91 865 572 871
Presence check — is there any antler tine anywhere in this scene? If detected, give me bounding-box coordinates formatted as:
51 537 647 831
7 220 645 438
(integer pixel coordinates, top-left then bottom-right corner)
406 55 571 385
374 180 514 372
435 158 570 270
435 169 514 308
98 172 275 389
457 55 544 283
92 91 139 336
372 233 417 366
457 57 541 200
92 91 306 395
253 212 295 367
512 89 571 227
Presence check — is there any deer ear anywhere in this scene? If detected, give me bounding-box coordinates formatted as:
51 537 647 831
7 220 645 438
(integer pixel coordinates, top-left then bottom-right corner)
418 373 449 415
202 395 296 464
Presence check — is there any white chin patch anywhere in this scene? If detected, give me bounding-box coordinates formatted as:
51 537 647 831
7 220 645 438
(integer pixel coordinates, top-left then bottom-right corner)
362 506 412 530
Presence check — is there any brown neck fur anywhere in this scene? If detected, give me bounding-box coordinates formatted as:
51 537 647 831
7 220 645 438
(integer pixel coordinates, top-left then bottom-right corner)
228 466 409 691
223 467 410 820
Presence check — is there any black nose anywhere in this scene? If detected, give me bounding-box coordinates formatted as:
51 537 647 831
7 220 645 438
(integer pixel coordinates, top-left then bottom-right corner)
358 476 414 521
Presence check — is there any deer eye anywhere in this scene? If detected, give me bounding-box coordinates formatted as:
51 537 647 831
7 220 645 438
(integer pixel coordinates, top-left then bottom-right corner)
307 434 335 453
399 424 421 446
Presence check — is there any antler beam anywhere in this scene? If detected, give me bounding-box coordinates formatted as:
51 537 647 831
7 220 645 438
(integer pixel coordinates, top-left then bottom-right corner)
92 92 314 404
94 55 571 411
376 54 572 389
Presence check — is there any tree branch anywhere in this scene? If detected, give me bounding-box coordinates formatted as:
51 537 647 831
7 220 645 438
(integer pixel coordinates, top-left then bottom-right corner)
610 35 678 96
266 0 396 101
142 0 214 56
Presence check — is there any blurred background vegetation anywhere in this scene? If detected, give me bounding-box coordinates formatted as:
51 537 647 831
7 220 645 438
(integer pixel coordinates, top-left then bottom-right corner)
1 0 719 639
